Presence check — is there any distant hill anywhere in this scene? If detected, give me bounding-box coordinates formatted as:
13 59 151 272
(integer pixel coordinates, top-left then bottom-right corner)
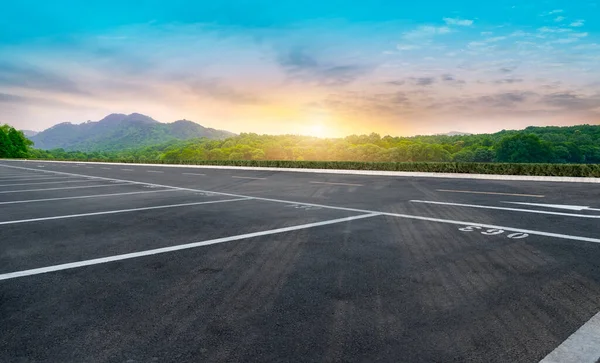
30 113 235 151
21 130 39 137
438 131 472 136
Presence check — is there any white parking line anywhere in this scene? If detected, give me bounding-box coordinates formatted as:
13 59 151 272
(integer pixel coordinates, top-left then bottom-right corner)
437 189 545 198
0 198 251 226
0 183 130 194
2 163 599 244
0 179 97 187
410 200 600 219
0 174 46 178
504 202 600 212
121 169 134 171
0 175 60 181
539 311 600 363
147 170 164 173
182 173 206 176
0 173 44 177
310 181 364 187
0 177 74 183
232 176 267 180
0 213 379 281
0 189 179 205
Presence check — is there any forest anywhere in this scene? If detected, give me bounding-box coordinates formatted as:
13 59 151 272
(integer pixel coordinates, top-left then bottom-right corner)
27 124 600 164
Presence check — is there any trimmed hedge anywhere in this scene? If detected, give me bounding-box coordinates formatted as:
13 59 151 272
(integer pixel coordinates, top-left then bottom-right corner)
37 158 600 177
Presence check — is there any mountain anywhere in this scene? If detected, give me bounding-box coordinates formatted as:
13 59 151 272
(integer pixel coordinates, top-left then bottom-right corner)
21 130 39 137
438 131 472 136
30 113 235 151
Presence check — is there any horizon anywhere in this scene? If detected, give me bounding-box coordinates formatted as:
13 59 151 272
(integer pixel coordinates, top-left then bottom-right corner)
18 112 478 137
20 111 597 139
1 1 599 137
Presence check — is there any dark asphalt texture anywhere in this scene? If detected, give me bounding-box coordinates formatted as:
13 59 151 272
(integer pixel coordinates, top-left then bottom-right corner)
1 160 599 363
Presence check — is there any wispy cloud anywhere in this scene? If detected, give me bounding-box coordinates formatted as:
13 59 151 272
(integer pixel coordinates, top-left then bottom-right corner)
0 62 85 95
538 26 572 33
396 44 420 51
542 9 564 16
277 49 372 87
443 18 474 26
184 78 264 105
542 92 600 110
403 26 452 40
570 20 585 27
554 16 566 22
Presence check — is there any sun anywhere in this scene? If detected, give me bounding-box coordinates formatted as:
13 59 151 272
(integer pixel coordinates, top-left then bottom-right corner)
308 124 326 138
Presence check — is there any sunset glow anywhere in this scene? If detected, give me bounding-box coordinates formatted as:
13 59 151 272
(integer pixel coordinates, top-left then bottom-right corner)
0 1 599 136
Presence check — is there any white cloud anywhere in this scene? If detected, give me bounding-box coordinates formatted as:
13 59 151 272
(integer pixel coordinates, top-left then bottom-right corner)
510 30 529 37
554 16 566 22
573 43 600 50
403 26 452 40
571 32 589 38
552 38 578 44
396 44 419 51
570 20 585 27
548 9 564 15
486 36 507 43
538 26 572 33
468 41 486 48
443 17 474 26
480 31 493 35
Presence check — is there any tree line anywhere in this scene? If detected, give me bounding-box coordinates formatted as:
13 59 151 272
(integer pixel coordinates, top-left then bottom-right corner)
30 124 600 164
0 125 32 158
3 123 597 164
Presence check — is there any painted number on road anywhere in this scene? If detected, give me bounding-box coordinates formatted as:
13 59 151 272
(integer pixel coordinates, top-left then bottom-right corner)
506 232 529 239
459 226 529 239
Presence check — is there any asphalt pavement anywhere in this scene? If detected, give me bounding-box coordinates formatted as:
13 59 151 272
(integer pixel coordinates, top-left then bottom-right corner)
0 160 599 363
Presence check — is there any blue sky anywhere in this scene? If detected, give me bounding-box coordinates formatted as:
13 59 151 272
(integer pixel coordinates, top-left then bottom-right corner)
1 0 599 136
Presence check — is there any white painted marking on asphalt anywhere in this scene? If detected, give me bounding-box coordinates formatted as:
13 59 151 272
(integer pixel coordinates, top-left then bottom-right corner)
0 198 251 226
121 169 134 171
3 162 600 245
101 167 111 170
0 213 379 281
231 176 267 180
0 189 179 205
0 173 47 177
310 181 364 187
0 175 62 181
539 311 600 363
0 173 44 177
0 183 129 194
504 201 600 212
410 200 600 219
0 179 97 187
86 167 94 169
0 176 74 183
182 173 206 176
147 170 163 173
437 189 545 198
36 166 44 168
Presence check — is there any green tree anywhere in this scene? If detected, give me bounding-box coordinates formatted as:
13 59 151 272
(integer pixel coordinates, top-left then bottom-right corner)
496 134 554 163
8 128 31 157
0 127 12 157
